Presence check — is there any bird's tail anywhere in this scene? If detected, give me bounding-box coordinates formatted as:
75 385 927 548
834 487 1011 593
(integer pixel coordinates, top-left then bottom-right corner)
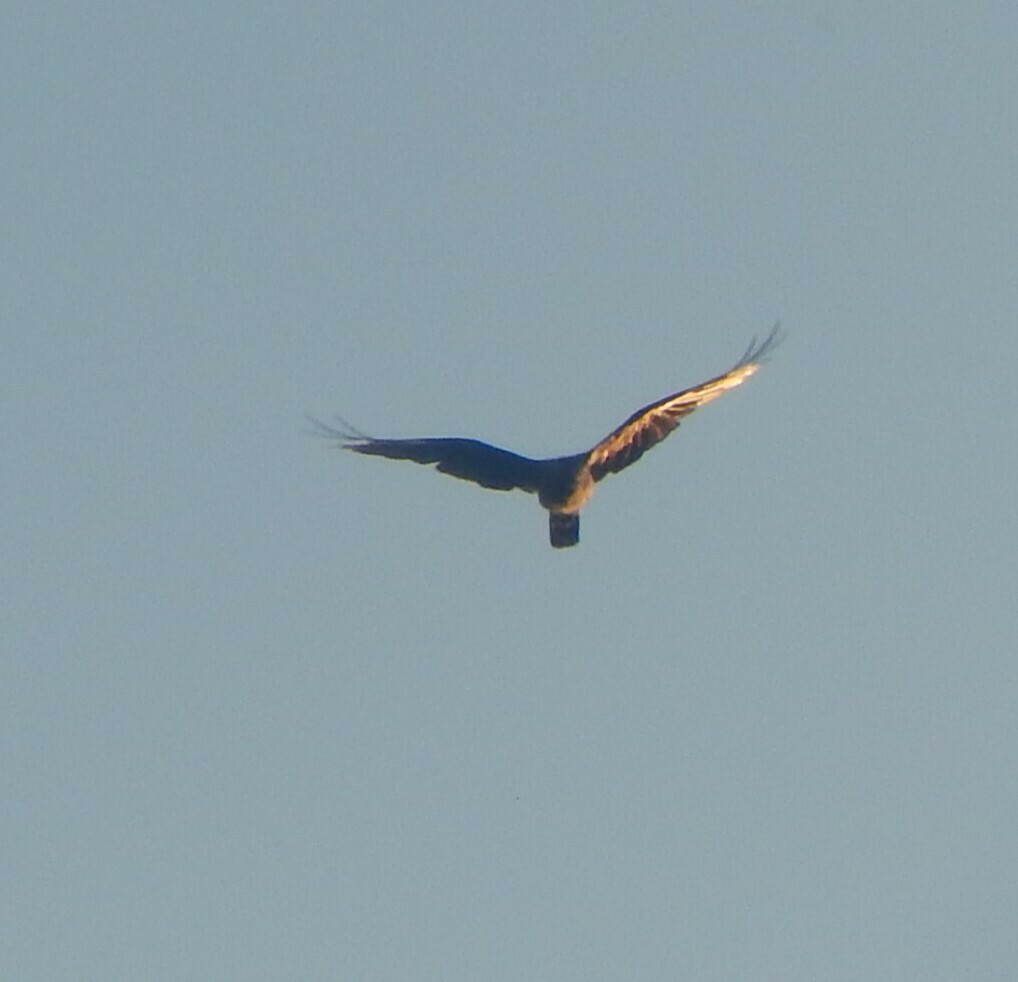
549 512 579 548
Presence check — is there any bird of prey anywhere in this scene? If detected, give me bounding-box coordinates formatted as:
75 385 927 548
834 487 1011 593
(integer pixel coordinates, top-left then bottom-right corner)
313 325 780 548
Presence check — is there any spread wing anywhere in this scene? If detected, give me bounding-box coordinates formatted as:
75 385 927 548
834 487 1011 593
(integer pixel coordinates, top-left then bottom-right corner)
308 417 543 493
585 324 780 481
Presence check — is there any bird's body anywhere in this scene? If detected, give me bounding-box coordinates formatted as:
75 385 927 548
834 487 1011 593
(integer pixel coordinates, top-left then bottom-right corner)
315 326 780 548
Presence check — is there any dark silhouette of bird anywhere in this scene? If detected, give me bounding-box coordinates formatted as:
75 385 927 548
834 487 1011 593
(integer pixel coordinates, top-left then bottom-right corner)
313 325 780 548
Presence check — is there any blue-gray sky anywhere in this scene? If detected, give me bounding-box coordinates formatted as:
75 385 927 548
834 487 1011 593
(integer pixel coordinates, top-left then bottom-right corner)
5 3 1018 979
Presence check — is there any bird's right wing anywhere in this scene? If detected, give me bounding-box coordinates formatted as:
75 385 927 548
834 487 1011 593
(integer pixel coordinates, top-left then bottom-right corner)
584 324 781 481
309 418 543 493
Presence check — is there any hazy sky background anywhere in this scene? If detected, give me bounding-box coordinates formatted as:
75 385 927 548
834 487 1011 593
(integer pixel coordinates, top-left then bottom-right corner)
5 3 1018 979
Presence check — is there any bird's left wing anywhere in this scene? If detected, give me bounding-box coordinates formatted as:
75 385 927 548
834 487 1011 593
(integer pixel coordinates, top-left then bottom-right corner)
308 417 543 493
585 324 780 481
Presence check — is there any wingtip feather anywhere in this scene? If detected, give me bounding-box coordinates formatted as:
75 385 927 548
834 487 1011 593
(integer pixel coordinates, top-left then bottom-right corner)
304 413 371 447
737 321 783 368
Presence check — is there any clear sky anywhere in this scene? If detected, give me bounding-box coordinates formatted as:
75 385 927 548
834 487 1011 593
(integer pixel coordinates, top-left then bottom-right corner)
5 3 1018 979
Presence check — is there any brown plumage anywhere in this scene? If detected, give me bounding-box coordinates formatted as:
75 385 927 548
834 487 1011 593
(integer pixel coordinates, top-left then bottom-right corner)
314 325 780 548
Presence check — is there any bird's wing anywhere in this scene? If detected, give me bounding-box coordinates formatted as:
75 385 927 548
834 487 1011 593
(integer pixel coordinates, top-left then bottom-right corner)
584 324 780 481
308 417 543 493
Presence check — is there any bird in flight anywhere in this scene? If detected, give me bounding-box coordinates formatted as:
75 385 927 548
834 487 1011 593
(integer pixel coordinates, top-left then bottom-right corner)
313 325 780 548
